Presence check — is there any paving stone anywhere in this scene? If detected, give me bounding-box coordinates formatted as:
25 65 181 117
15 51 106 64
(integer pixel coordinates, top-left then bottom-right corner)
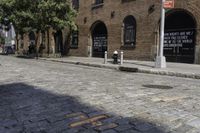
187 118 200 129
1 56 200 132
115 118 130 125
114 124 133 132
69 114 108 128
133 122 155 132
143 127 165 133
172 124 194 133
101 129 118 133
83 121 103 128
80 129 98 133
122 129 141 133
101 116 122 123
95 123 118 131
88 111 106 117
59 127 86 133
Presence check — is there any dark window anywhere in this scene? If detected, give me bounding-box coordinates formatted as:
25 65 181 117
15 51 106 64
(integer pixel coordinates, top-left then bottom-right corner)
71 30 78 48
92 0 104 9
95 0 103 4
72 0 79 11
123 16 136 46
121 0 136 3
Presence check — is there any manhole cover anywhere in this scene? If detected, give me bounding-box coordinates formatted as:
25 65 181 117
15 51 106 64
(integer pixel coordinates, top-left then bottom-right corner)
143 84 173 89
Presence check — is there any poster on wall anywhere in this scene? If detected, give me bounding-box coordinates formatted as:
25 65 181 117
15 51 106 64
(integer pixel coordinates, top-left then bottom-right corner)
93 35 107 57
93 36 107 49
164 29 195 63
164 30 195 50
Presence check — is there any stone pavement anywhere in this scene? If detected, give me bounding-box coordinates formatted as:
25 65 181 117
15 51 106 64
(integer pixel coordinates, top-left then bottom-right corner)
1 55 200 133
39 56 200 79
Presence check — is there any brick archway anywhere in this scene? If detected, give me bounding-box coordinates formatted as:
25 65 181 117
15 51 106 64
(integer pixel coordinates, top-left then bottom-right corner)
164 9 197 63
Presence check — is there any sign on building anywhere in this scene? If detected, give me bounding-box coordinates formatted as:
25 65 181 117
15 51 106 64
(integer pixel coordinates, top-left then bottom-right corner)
164 30 195 63
164 0 174 9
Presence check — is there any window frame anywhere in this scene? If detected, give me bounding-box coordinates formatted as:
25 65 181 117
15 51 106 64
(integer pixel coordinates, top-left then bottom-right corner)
123 15 136 48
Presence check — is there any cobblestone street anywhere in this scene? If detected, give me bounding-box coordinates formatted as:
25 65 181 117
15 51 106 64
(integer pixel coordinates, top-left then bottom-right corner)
1 56 200 133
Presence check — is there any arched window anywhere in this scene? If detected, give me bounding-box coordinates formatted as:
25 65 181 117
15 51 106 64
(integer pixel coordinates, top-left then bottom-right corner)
123 15 136 46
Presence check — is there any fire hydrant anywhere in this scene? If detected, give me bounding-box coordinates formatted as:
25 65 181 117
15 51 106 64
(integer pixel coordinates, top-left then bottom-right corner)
112 51 118 64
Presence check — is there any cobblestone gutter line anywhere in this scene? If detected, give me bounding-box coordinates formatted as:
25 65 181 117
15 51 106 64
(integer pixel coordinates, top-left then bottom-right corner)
40 58 200 79
137 68 200 79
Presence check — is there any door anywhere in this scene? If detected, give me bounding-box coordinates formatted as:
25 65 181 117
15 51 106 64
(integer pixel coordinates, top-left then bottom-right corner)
164 29 195 63
164 10 196 63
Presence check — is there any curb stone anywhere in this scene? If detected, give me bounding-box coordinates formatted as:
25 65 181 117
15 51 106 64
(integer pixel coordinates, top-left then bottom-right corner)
39 58 200 80
40 58 119 70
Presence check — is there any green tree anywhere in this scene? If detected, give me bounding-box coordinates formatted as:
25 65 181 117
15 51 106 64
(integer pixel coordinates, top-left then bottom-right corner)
0 0 37 51
0 36 5 44
35 0 77 55
0 0 77 56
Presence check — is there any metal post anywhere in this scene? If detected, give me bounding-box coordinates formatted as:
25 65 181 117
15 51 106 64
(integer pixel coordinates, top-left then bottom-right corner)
104 51 107 64
155 0 166 68
120 51 123 65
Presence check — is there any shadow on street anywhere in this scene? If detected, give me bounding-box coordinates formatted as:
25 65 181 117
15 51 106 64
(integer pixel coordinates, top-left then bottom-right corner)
0 83 168 133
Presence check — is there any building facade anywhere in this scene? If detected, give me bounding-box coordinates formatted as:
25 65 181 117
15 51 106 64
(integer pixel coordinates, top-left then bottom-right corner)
70 0 200 64
17 0 200 64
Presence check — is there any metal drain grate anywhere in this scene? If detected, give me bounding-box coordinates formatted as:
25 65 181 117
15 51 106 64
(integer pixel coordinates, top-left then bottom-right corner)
143 84 173 89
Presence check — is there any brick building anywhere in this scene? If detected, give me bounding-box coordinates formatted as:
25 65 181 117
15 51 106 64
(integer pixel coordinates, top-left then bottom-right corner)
69 0 200 64
18 0 200 64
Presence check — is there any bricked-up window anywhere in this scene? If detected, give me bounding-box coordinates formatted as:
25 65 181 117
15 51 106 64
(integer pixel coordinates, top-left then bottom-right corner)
123 16 136 46
71 30 78 48
72 0 79 10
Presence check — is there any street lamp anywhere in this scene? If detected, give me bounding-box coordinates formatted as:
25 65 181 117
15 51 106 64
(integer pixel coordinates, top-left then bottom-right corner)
155 0 166 68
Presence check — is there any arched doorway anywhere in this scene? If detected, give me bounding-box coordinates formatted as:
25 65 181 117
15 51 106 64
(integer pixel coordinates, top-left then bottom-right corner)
164 9 196 63
54 30 63 55
91 21 107 58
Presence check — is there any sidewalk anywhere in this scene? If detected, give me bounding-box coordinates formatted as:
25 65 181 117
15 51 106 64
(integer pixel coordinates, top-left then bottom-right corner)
39 56 200 79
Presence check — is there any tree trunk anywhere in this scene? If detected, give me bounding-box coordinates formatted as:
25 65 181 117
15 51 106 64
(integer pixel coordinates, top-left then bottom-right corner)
63 29 72 56
35 31 40 59
16 33 19 51
66 31 71 55
47 28 50 55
